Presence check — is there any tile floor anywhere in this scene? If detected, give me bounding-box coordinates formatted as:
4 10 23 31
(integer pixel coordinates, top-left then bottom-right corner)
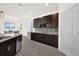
16 37 65 56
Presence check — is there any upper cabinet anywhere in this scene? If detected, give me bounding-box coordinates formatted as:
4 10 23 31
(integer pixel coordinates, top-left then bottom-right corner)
33 13 58 28
50 13 58 28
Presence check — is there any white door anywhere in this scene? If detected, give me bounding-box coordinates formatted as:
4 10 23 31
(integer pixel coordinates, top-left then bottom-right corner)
60 34 72 56
60 4 79 56
72 4 79 56
60 8 73 34
60 5 73 56
72 4 79 35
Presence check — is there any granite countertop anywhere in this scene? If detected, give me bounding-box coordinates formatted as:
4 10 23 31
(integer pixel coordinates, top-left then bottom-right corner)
0 34 22 43
31 31 58 35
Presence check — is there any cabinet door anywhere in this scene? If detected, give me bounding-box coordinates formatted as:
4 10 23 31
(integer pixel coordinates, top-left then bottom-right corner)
40 34 49 44
49 35 58 48
0 45 7 56
33 19 37 28
33 18 41 28
31 33 40 42
7 40 16 56
0 39 16 56
52 13 58 28
31 33 36 41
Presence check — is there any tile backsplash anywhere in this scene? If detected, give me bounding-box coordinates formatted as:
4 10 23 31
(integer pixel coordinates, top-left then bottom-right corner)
35 28 58 34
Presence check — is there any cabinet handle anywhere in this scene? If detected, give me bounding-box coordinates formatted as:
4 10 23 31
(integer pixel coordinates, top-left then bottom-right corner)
8 45 11 51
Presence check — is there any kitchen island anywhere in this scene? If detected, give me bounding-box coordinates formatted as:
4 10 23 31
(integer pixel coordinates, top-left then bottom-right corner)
0 34 22 56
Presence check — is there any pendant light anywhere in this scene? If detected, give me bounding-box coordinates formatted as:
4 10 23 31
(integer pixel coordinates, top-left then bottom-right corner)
0 11 4 19
0 3 4 20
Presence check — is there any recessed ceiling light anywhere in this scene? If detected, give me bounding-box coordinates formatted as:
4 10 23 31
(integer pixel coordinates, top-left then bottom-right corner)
45 3 49 6
17 3 23 7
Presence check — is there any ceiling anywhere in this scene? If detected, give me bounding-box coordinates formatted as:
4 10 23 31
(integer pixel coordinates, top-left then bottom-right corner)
0 3 58 19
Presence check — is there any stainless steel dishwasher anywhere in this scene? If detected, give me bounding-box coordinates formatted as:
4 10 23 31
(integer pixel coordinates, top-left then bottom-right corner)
16 36 22 53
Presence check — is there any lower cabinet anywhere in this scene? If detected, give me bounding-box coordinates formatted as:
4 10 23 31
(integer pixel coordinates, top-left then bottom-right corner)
7 39 16 56
0 44 7 56
0 39 16 56
0 35 22 56
31 32 58 48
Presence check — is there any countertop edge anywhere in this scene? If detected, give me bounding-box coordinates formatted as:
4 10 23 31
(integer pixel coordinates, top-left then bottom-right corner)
0 34 22 43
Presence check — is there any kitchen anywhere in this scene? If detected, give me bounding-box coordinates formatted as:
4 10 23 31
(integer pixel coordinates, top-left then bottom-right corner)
0 3 65 56
0 0 79 58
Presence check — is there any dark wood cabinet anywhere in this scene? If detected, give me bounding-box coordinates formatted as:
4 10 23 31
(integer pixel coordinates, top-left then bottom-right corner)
0 38 16 56
33 18 40 28
6 39 16 56
0 43 7 56
0 35 22 56
31 32 58 48
52 13 58 28
33 13 58 28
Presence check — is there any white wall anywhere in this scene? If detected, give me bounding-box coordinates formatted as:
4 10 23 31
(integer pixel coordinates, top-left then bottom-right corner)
0 12 34 38
59 3 75 13
21 18 33 37
0 14 21 34
0 3 58 38
59 3 79 56
0 19 4 34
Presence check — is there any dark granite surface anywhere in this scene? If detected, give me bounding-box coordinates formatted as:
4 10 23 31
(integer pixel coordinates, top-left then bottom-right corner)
0 34 22 43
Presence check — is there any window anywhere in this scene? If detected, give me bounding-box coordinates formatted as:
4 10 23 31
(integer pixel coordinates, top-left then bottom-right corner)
4 22 15 29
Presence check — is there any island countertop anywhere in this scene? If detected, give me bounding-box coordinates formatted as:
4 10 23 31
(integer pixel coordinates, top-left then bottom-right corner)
0 34 22 56
0 34 22 43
